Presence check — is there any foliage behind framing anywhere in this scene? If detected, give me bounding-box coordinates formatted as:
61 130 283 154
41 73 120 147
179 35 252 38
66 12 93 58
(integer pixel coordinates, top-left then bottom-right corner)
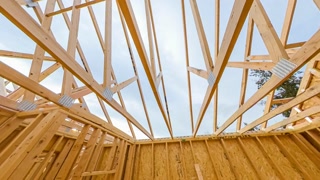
250 70 302 117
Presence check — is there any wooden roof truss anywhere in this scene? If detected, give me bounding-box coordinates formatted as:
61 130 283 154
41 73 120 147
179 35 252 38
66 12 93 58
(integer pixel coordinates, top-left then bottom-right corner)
0 0 319 142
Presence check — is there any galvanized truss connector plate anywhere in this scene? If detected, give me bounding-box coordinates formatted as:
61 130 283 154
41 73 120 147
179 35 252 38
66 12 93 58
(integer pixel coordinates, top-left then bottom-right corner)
207 72 216 87
58 95 75 108
271 58 297 79
103 88 113 101
25 0 38 7
17 100 37 111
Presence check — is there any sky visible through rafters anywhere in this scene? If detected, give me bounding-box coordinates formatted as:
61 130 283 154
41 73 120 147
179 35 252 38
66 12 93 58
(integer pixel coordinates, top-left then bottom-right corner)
0 0 319 139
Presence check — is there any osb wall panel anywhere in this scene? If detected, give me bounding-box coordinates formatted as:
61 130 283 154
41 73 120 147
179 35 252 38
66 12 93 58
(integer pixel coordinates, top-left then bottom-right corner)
133 134 320 180
206 140 235 179
240 138 279 179
0 110 319 179
154 143 168 179
167 142 185 179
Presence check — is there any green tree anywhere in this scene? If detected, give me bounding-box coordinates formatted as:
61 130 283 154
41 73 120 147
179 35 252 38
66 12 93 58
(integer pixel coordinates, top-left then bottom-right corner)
250 69 302 117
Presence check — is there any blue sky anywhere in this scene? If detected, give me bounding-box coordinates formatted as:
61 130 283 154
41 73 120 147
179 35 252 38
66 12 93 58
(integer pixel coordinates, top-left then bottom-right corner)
0 0 319 139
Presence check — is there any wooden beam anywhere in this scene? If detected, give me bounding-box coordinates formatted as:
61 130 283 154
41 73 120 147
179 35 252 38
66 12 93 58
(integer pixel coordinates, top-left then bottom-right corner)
285 41 305 49
111 76 137 93
264 106 320 132
181 0 194 133
32 136 64 179
261 91 275 129
115 141 128 179
117 0 172 138
125 144 136 179
103 0 112 87
309 68 320 78
193 0 254 136
0 62 134 141
148 0 173 131
194 164 204 180
314 0 320 10
187 66 208 79
0 50 55 61
72 129 102 179
189 0 214 71
240 83 320 134
293 117 320 132
70 85 95 99
0 0 153 140
271 97 293 105
56 125 91 179
0 110 60 179
0 116 23 144
0 114 44 165
289 58 318 118
61 0 81 95
46 0 105 17
236 15 253 131
262 0 296 129
280 0 296 45
213 0 220 132
227 61 273 70
0 95 19 111
145 0 156 78
45 139 75 178
81 0 138 138
10 113 67 179
16 0 41 5
250 0 289 63
117 3 153 138
102 138 119 179
7 62 61 101
23 0 56 102
56 0 93 76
